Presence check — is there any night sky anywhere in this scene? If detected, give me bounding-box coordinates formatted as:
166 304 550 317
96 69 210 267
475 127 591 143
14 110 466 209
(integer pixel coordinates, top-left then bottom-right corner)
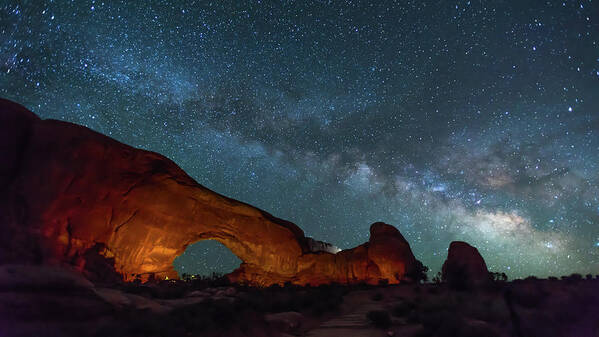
2 1 599 279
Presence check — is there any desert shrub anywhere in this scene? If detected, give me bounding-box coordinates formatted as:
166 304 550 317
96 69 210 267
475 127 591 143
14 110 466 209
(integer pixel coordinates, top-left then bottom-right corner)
485 277 507 292
489 272 508 282
366 310 392 328
548 276 558 281
183 272 230 290
407 259 430 283
585 274 593 280
524 276 538 281
371 292 383 301
432 271 442 284
569 273 582 281
121 282 154 297
559 273 583 283
150 280 190 299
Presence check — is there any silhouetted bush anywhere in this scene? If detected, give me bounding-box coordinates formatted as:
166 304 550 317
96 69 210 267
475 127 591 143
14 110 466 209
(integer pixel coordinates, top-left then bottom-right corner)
121 272 232 299
432 271 442 284
585 274 593 280
177 272 231 291
485 272 509 291
569 273 582 281
366 310 391 328
548 276 558 281
407 259 430 283
559 273 583 283
489 272 508 282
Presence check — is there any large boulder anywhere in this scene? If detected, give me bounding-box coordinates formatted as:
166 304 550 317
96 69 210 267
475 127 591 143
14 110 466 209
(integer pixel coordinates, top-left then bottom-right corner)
0 98 417 285
442 241 489 287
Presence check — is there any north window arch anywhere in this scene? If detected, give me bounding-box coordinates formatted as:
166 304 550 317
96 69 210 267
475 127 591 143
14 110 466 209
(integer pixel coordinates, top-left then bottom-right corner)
173 239 242 277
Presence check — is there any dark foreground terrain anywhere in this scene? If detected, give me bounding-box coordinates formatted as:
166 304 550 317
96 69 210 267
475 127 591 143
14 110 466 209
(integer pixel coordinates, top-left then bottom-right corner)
1 265 598 337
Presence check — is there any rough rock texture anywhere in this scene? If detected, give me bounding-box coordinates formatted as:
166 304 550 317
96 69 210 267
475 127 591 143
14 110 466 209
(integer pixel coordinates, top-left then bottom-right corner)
305 237 341 254
441 241 489 286
0 98 416 285
229 222 417 285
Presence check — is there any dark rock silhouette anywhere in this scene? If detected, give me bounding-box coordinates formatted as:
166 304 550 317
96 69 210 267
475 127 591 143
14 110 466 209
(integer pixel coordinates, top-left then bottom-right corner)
0 98 417 285
442 241 489 288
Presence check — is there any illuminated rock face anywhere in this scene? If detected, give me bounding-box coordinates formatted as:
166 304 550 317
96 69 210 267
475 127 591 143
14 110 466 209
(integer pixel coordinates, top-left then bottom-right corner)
230 222 417 285
0 99 416 285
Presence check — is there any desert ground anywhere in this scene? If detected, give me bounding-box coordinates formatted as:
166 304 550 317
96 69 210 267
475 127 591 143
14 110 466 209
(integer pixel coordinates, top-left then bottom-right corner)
2 265 598 337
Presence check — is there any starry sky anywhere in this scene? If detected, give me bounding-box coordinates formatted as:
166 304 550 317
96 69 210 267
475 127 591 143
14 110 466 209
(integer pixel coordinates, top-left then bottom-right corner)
2 1 599 279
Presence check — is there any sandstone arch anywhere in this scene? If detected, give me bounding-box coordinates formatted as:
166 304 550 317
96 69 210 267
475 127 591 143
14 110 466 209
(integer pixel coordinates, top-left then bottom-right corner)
0 98 417 285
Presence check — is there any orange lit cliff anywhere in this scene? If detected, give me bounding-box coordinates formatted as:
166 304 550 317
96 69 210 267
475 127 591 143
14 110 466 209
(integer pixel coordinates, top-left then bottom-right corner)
0 98 417 285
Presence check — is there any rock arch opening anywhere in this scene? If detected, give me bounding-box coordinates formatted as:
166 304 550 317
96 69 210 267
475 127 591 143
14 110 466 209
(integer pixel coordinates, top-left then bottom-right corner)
173 240 242 278
1 99 418 286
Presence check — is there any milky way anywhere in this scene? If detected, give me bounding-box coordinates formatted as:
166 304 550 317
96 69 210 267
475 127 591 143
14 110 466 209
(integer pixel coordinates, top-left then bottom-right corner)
2 1 599 278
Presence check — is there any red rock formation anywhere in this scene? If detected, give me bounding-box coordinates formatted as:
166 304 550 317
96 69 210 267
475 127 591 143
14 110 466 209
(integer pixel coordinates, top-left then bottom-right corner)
441 241 489 286
0 98 416 285
230 222 417 285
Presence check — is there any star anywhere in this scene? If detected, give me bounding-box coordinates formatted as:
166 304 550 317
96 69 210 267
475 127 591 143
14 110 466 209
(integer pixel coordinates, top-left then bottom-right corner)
1 0 597 278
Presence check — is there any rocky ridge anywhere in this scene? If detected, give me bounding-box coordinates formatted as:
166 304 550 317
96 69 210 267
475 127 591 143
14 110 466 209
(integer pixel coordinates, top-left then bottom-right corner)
0 98 417 286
